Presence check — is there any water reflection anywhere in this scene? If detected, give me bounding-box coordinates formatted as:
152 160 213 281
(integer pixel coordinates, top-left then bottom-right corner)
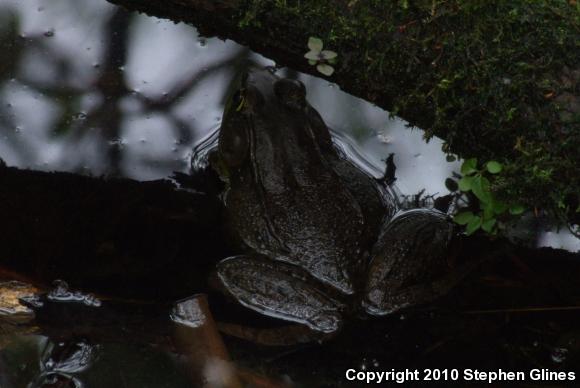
0 335 192 387
0 0 459 192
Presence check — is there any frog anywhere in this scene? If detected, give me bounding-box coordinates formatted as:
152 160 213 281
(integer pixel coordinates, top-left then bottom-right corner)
199 67 470 336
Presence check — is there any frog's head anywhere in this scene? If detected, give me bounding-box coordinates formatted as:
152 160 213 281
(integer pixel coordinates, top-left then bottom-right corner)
216 67 334 185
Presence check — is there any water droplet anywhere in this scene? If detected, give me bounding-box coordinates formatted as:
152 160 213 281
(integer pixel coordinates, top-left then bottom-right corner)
37 6 44 11
92 63 101 69
139 138 147 144
43 29 54 37
198 38 207 47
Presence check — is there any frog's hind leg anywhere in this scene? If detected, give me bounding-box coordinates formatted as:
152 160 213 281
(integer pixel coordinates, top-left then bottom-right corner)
216 255 345 337
364 259 482 316
363 208 470 316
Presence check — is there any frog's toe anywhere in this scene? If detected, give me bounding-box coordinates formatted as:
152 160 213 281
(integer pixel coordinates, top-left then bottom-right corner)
306 311 342 333
362 286 412 316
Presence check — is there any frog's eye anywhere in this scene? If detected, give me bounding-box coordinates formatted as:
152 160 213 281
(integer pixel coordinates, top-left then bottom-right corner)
244 85 264 110
219 126 248 168
232 90 245 112
274 78 307 109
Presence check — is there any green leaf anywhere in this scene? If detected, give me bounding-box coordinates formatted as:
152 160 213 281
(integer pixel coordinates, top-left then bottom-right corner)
461 158 478 175
509 204 525 215
316 64 334 76
482 203 494 220
481 218 497 233
308 37 323 52
445 177 458 192
308 59 317 65
458 176 473 191
454 211 475 225
491 199 508 215
471 175 491 203
465 216 482 235
486 161 503 174
320 50 337 60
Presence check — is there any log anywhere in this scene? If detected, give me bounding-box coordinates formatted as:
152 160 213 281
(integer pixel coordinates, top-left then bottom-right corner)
0 164 230 300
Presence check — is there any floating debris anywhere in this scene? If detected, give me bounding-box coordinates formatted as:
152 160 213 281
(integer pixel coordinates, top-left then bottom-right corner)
47 280 102 307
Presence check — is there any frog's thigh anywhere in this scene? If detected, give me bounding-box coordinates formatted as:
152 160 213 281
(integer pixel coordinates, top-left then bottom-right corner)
364 209 457 316
217 255 343 333
366 262 478 316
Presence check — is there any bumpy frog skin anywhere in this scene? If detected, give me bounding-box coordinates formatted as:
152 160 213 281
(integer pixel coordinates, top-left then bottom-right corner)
210 67 458 334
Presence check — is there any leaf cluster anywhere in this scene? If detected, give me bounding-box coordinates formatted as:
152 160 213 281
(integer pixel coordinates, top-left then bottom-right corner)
451 158 524 235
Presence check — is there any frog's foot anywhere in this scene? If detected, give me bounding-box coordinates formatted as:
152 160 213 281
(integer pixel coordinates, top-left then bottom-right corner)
217 322 332 346
364 258 481 316
363 208 472 316
216 255 345 334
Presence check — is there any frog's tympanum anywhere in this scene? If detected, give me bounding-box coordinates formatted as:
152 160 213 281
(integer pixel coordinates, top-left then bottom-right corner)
203 67 468 335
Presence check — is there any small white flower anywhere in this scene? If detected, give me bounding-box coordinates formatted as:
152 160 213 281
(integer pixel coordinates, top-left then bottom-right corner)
304 37 337 76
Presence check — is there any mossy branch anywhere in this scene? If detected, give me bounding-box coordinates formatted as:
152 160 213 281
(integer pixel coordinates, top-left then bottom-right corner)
106 0 580 223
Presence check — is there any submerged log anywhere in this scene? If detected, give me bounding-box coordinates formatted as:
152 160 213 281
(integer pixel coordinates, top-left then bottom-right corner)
0 164 229 300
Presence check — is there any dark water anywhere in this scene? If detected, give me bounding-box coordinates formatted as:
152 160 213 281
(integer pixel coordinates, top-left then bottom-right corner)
1 0 579 386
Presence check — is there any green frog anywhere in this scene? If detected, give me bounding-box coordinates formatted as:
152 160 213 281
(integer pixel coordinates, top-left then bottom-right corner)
202 67 466 335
